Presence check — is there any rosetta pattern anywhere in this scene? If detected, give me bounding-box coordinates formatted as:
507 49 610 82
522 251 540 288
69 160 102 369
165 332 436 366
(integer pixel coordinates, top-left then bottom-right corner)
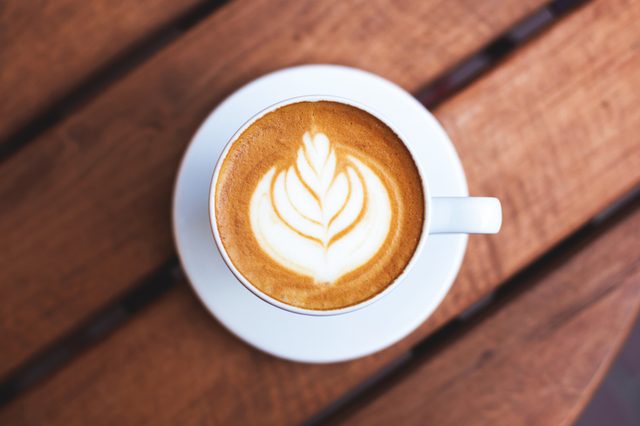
249 131 392 283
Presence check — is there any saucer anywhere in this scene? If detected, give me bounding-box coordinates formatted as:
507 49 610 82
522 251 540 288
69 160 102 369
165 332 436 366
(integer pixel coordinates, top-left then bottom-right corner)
173 65 468 363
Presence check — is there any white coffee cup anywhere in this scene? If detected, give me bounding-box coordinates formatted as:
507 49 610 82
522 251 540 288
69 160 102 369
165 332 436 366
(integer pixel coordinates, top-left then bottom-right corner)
209 95 501 316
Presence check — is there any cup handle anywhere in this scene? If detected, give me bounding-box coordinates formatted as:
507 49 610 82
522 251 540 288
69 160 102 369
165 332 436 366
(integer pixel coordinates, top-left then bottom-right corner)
430 197 502 234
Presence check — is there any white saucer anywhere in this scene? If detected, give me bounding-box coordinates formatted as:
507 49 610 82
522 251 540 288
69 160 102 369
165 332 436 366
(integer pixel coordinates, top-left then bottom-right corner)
173 65 468 363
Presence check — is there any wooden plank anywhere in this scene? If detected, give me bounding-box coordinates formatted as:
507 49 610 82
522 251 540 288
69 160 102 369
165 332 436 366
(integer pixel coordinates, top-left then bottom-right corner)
0 0 546 377
344 206 640 426
0 0 210 144
2 0 640 424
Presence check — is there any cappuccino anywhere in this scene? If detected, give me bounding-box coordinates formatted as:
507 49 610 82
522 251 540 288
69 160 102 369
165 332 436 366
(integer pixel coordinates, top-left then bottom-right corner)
214 101 424 310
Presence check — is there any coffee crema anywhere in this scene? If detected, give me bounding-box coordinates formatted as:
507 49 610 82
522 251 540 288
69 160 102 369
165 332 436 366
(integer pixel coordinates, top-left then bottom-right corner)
215 101 425 310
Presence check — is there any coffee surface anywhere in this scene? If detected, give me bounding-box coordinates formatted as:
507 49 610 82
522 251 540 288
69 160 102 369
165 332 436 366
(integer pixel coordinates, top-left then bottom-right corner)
215 101 424 310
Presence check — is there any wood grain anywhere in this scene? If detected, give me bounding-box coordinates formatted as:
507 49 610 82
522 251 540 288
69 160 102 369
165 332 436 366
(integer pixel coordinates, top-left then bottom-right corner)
2 0 640 424
344 206 640 426
0 0 546 377
423 0 640 331
0 0 209 144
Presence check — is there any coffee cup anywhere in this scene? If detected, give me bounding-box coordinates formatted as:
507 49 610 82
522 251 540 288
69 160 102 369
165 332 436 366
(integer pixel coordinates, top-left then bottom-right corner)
209 95 501 316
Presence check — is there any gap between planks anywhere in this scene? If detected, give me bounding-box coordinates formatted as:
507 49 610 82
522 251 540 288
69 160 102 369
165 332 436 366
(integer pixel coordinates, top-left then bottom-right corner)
0 0 591 409
0 0 228 163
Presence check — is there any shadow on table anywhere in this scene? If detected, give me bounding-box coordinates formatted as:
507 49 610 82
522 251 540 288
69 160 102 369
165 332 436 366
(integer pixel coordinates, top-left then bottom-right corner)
576 317 640 426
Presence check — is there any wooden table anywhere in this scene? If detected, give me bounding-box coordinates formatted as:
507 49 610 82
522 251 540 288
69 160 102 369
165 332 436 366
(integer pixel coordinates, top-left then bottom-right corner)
1 0 639 424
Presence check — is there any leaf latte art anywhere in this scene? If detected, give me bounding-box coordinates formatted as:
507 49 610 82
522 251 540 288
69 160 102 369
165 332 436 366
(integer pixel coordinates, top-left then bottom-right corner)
215 101 425 310
249 131 392 283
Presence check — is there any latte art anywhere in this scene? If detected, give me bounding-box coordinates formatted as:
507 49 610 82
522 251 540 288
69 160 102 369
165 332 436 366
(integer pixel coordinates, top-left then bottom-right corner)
250 131 392 283
214 101 424 310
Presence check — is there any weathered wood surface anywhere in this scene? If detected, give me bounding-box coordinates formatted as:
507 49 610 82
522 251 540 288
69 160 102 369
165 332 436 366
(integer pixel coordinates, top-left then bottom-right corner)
2 0 639 424
0 0 546 378
0 0 210 144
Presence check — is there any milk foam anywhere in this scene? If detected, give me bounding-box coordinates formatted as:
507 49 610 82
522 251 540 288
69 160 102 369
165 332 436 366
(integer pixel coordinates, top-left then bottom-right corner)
249 131 392 283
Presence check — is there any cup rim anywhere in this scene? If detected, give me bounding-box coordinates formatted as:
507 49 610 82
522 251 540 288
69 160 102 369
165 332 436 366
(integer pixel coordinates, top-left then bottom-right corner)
208 94 431 316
